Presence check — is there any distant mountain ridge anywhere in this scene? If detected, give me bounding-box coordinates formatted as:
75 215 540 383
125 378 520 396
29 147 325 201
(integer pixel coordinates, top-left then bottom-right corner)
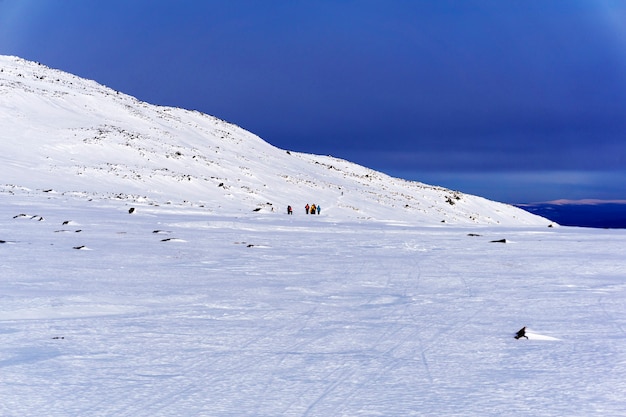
0 55 549 226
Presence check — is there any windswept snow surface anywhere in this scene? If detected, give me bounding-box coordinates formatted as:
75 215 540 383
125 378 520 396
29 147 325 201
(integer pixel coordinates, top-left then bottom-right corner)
1 189 626 416
1 55 624 416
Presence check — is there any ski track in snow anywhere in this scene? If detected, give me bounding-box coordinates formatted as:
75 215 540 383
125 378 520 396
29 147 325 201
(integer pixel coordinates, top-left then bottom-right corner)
1 192 625 416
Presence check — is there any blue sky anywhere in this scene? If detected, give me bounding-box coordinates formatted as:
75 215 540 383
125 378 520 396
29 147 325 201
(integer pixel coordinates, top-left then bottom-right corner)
1 0 626 203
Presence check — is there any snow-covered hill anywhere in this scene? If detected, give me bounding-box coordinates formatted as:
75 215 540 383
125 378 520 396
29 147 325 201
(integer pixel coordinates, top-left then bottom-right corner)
1 179 625 416
0 55 547 226
3 56 626 417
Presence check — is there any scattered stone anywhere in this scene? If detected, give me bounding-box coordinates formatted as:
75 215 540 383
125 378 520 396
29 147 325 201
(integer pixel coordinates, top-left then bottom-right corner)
13 214 44 221
160 238 186 242
514 326 528 340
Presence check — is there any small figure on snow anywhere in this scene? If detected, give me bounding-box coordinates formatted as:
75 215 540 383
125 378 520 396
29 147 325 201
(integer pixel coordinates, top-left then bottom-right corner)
316 204 321 215
287 205 293 215
310 204 316 214
305 204 310 214
514 326 528 340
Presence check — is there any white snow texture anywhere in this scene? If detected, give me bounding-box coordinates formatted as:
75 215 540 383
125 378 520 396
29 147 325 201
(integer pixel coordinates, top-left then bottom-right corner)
1 56 625 416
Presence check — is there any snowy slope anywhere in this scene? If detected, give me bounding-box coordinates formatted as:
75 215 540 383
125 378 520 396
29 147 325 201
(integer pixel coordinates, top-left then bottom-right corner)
1 190 625 416
2 56 626 416
0 55 548 226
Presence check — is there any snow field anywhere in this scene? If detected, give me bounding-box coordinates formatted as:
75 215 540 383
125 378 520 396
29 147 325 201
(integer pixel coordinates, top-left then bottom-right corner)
1 192 625 416
0 55 622 416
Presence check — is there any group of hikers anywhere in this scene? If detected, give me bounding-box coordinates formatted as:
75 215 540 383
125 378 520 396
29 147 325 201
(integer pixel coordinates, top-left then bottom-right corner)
286 204 321 215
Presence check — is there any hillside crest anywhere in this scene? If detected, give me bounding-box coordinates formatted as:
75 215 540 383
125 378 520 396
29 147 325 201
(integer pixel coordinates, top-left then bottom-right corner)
0 55 548 226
